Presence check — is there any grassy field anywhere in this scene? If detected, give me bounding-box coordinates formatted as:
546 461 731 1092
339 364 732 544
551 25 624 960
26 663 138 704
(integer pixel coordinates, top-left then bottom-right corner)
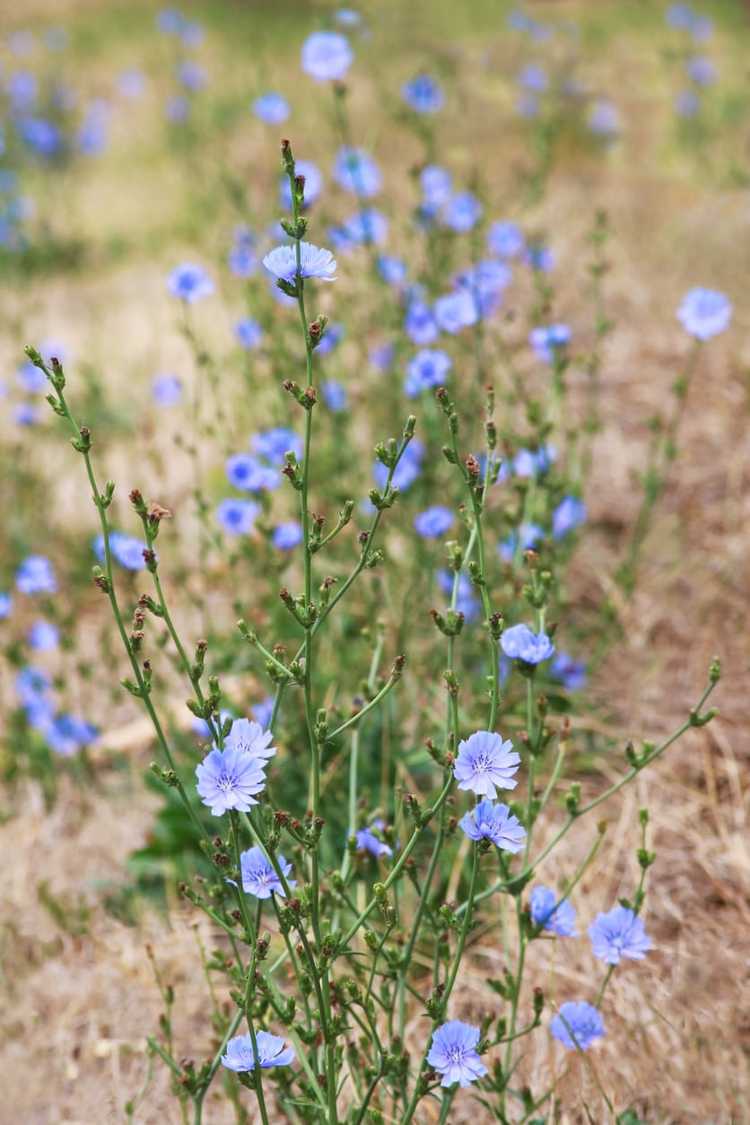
1 2 749 1122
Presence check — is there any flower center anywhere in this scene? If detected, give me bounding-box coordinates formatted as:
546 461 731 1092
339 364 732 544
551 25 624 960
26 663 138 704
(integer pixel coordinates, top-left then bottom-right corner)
446 1045 467 1065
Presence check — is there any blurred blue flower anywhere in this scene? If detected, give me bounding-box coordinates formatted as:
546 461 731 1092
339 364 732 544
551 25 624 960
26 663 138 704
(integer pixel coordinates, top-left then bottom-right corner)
518 63 548 91
675 89 700 117
152 374 183 406
513 445 556 477
77 100 110 155
420 164 452 210
334 146 381 197
252 427 303 466
272 521 303 550
550 1002 605 1051
240 846 295 898
252 92 289 124
550 651 587 691
27 620 59 650
437 569 479 621
8 71 37 110
18 117 62 158
280 160 323 208
177 60 207 91
226 454 279 492
433 288 477 334
405 348 451 398
215 498 261 535
301 31 353 82
404 299 438 345
530 885 578 936
530 323 571 363
166 95 190 123
427 1021 487 1088
677 287 731 340
377 255 407 287
356 819 393 858
459 800 527 852
443 191 482 233
552 496 586 539
373 438 424 491
322 379 347 411
14 403 40 426
402 74 444 114
525 244 554 272
588 99 620 138
235 318 263 350
0 592 12 619
454 730 520 798
369 341 395 371
498 522 544 562
118 70 146 98
16 555 56 595
414 505 454 539
45 712 98 756
500 623 554 664
167 263 214 303
316 322 344 356
487 220 525 259
589 905 652 964
252 697 275 728
16 361 47 393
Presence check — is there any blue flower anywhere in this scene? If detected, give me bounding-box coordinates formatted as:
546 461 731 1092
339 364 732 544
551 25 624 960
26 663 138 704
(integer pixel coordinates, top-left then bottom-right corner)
301 31 353 82
316 322 344 356
443 191 482 233
530 885 578 936
16 555 56 595
27 620 59 650
498 522 544 562
252 697 275 729
377 255 407 287
513 445 556 477
17 361 47 394
322 380 347 411
152 374 182 406
518 63 548 91
8 71 37 110
455 260 511 318
677 287 731 340
252 91 289 124
177 60 207 91
405 349 451 398
272 521 303 551
14 403 40 426
216 499 261 535
530 324 571 364
334 146 381 197
686 55 715 85
263 241 337 283
77 101 110 155
588 99 620 138
420 164 452 210
402 74 444 114
16 665 51 705
334 209 388 248
118 69 146 98
454 730 520 798
487 220 525 259
166 95 190 123
404 300 438 345
167 263 214 303
280 160 323 208
370 342 395 371
336 8 361 26
427 1021 488 1088
588 905 652 964
501 624 554 665
414 505 454 539
222 717 276 763
675 89 700 117
356 819 393 858
550 652 587 692
226 453 280 491
667 3 694 29
240 846 295 898
221 1031 295 1072
552 496 586 539
235 318 263 350
433 288 478 334
228 226 258 276
0 592 12 619
525 244 554 272
95 532 147 571
459 800 527 852
45 712 98 756
19 117 62 158
550 1002 605 1051
252 427 303 466
195 746 267 815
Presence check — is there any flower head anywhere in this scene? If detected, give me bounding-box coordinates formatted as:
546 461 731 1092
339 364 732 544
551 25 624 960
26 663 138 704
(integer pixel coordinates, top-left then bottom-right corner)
27 620 59 650
195 746 267 815
550 652 587 692
252 91 289 124
272 521 303 551
252 427 303 466
530 323 571 364
167 262 214 303
459 800 526 852
226 453 280 492
501 624 554 665
222 717 276 763
402 74 443 114
588 905 652 964
677 287 732 340
322 379 347 411
421 164 452 210
301 31 353 82
454 730 520 798
263 241 336 283
530 885 578 936
550 1001 605 1051
373 439 424 492
280 160 323 208
404 348 452 398
427 1021 488 1088
443 191 482 233
235 318 263 350
215 499 261 536
356 819 393 858
152 373 182 406
414 505 454 539
552 496 586 539
405 300 438 345
0 592 12 620
334 146 381 197
221 1031 295 1072
240 846 295 899
487 220 525 259
16 555 57 595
